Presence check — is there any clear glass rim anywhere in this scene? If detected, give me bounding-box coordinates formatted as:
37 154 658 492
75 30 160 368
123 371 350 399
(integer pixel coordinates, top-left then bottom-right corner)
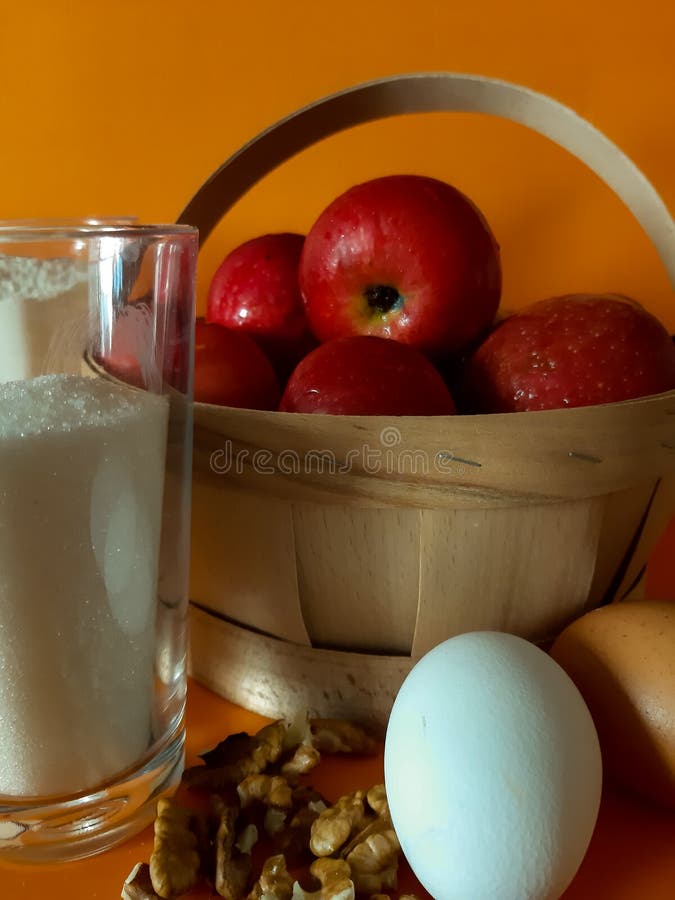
0 217 140 230
0 222 198 241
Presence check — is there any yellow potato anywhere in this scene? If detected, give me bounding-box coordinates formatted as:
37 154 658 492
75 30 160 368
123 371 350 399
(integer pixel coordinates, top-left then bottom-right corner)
551 601 675 809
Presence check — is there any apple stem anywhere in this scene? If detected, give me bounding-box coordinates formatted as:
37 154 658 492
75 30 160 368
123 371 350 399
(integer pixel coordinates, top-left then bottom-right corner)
364 284 403 315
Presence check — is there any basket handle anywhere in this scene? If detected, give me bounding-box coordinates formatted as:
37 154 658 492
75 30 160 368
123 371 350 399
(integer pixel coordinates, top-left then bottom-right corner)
177 72 675 288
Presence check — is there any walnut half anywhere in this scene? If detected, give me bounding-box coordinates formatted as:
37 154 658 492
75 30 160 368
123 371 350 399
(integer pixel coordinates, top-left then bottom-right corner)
149 799 200 899
121 862 159 900
346 828 400 895
310 790 368 857
292 858 355 900
248 853 294 900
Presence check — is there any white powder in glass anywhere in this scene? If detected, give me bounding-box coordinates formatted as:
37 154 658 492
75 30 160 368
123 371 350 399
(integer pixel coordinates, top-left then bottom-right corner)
0 256 86 303
0 375 168 797
0 256 89 383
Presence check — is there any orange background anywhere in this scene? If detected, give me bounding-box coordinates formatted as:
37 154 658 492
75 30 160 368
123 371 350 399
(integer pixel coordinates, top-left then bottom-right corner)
1 1 674 896
0 1 673 325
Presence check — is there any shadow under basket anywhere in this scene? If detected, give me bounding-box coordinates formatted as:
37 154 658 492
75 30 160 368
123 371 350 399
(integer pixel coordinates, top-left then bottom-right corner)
182 72 675 733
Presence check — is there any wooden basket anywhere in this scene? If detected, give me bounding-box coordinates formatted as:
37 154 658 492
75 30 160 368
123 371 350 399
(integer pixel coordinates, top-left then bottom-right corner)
180 73 675 733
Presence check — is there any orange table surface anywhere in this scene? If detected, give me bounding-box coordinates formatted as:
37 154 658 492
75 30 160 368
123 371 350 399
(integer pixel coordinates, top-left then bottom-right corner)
2 678 675 900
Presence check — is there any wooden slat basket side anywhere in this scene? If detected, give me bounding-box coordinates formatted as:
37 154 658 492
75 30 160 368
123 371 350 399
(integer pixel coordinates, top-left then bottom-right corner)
188 478 674 735
183 72 675 727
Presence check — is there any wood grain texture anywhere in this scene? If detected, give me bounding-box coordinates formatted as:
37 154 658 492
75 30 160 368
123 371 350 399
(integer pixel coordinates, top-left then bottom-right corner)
190 471 310 645
192 397 675 663
292 503 421 653
587 482 660 606
188 604 414 734
194 390 675 509
411 499 605 655
616 474 675 602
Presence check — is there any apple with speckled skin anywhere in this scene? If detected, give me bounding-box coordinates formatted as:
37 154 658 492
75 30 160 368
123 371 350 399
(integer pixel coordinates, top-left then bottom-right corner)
459 293 675 412
207 232 315 377
299 174 501 358
280 335 456 416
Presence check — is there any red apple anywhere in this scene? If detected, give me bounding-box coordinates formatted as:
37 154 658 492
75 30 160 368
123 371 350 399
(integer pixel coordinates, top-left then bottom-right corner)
206 232 316 377
459 293 675 413
98 242 197 393
194 318 281 409
94 302 153 388
279 335 456 415
299 174 501 357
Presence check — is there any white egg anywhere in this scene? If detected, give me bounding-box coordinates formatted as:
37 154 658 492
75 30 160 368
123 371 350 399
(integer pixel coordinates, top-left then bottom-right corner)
384 632 602 900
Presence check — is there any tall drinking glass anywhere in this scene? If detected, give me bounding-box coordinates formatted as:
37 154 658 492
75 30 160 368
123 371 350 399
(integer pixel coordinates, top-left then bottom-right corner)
0 223 197 862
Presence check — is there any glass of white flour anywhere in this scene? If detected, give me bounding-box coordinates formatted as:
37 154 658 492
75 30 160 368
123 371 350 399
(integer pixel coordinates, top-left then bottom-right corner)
0 222 197 862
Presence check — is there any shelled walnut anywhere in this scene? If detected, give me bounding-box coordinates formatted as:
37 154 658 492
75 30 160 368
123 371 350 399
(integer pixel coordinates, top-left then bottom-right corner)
365 785 388 818
266 787 328 865
184 721 286 791
122 862 159 900
346 828 400 894
292 858 355 900
149 799 201 898
121 715 406 900
281 743 321 778
248 853 294 900
212 796 252 900
309 720 378 756
310 790 369 856
368 895 419 900
238 773 294 809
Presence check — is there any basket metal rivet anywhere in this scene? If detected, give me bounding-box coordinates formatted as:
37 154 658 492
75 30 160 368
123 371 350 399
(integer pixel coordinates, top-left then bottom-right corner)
437 452 482 468
568 451 603 463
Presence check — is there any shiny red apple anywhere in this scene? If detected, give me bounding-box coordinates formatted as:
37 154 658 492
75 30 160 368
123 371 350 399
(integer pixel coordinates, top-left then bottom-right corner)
459 293 675 413
97 242 197 393
206 232 316 377
279 335 456 415
299 174 501 357
193 318 281 409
